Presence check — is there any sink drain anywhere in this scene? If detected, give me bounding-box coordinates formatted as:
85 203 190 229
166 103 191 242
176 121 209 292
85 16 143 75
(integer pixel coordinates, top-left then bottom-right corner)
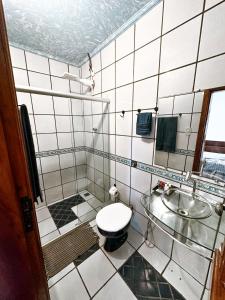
177 208 189 217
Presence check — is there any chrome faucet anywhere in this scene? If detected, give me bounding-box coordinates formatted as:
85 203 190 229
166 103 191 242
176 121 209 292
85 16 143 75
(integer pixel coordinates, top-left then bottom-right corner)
185 171 201 193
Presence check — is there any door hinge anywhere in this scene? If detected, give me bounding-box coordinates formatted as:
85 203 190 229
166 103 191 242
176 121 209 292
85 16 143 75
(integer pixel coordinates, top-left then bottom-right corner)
21 196 33 232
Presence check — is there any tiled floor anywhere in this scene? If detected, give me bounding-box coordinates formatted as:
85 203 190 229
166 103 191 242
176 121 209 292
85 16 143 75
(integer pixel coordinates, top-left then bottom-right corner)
36 192 206 300
47 224 186 300
36 190 108 244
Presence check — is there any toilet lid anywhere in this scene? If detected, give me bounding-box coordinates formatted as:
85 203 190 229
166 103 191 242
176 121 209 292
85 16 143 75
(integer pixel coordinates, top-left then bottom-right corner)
96 203 132 232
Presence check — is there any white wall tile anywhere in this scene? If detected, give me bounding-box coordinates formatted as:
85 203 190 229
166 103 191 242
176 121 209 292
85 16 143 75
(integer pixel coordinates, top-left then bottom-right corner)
131 168 151 193
116 136 131 158
71 99 83 115
10 47 26 69
158 97 174 114
93 71 101 95
132 138 154 165
101 41 115 68
60 153 75 169
54 97 71 115
102 89 115 113
41 156 60 173
193 92 204 112
116 112 132 136
116 26 134 60
135 2 163 49
91 52 101 72
131 211 148 236
28 71 51 89
49 59 68 76
133 76 158 110
116 53 133 87
32 94 54 114
134 39 160 81
38 134 58 151
168 153 186 171
51 77 70 93
26 52 49 74
116 84 133 112
13 68 29 85
159 65 195 98
43 171 61 189
177 114 192 132
35 115 56 133
16 92 32 113
161 17 201 72
205 0 222 9
45 186 63 204
173 93 194 114
195 54 225 90
116 162 130 185
102 64 115 92
56 116 73 132
163 0 204 33
199 2 225 60
58 132 73 148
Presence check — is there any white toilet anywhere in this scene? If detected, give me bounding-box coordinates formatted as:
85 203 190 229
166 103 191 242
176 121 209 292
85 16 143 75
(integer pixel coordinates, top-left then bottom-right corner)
96 202 132 252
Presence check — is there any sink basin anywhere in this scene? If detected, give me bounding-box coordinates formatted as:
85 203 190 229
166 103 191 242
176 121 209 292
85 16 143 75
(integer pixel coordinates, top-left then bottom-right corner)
161 188 212 219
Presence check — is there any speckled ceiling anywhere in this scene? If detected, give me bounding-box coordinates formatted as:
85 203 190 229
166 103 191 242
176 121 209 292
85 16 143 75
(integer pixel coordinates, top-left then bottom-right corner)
3 0 160 66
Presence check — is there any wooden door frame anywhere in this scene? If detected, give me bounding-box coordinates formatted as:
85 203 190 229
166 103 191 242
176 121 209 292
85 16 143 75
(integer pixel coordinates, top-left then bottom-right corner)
193 86 225 172
0 1 49 299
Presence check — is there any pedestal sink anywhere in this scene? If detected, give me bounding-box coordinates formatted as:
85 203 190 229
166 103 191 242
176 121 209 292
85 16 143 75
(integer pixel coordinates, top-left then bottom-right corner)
161 188 212 219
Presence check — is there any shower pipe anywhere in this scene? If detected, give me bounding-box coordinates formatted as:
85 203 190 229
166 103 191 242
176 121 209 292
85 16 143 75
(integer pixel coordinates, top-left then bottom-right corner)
15 85 110 103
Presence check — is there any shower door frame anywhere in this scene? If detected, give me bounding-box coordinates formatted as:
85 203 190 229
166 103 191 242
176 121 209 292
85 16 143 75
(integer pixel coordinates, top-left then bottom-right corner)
0 1 49 299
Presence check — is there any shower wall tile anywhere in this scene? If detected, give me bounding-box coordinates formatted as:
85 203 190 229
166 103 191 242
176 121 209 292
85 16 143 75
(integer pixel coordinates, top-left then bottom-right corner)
158 65 195 98
10 46 26 69
135 1 163 49
102 64 115 92
38 134 58 151
133 76 158 110
199 2 225 60
28 71 51 89
162 0 204 34
49 59 68 76
101 41 115 69
51 77 70 92
26 52 49 74
116 84 133 112
116 53 133 87
32 94 54 114
16 92 33 113
160 16 201 72
134 38 160 81
116 25 134 60
13 68 29 85
11 46 84 206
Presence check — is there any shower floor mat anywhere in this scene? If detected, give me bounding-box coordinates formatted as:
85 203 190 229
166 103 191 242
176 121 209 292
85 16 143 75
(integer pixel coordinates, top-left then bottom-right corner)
42 222 99 278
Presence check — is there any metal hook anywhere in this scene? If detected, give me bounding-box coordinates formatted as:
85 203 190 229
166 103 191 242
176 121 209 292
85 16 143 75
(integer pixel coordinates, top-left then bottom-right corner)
120 110 125 118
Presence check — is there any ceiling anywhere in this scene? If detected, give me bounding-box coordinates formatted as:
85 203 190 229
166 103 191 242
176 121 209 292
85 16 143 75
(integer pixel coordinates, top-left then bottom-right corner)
3 0 159 66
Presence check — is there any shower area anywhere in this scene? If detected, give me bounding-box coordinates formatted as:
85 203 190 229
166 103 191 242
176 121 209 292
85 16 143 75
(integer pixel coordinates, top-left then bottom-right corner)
10 45 112 243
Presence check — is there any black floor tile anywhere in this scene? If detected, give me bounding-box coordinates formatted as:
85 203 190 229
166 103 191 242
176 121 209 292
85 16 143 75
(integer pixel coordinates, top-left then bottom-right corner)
48 194 85 229
74 243 99 266
119 251 185 300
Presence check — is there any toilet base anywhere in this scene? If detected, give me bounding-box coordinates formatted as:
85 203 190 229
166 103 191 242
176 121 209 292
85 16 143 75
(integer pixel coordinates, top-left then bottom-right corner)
104 232 128 252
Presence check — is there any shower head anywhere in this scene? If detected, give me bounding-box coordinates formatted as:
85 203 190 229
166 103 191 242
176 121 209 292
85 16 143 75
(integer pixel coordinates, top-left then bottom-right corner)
62 72 94 88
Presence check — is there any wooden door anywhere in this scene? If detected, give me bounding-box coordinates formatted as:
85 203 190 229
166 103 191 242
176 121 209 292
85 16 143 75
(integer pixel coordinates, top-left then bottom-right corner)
0 1 49 299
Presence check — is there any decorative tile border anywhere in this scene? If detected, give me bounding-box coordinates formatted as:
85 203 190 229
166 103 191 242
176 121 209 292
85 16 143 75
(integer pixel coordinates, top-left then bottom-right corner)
175 149 195 157
36 146 225 197
36 146 85 158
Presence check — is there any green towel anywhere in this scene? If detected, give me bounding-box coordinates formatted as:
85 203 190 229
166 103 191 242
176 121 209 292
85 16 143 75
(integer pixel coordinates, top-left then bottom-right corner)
156 117 178 153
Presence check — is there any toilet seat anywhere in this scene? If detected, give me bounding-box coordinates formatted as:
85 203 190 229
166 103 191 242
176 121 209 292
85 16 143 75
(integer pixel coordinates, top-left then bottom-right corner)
96 203 132 232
